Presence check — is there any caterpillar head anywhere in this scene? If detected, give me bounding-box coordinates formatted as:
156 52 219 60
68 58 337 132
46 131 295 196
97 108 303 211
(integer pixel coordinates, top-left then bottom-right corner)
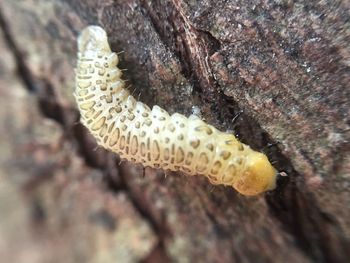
234 152 277 196
78 25 111 54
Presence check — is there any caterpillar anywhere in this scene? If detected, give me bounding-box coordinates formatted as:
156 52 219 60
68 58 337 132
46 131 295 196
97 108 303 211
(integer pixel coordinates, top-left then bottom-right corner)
74 26 277 196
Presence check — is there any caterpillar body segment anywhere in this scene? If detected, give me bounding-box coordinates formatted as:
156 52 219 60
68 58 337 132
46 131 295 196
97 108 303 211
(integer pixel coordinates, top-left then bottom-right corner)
75 26 277 196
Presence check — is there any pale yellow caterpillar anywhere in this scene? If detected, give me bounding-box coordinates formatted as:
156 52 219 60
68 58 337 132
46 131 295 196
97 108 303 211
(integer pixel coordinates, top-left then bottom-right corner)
74 26 277 196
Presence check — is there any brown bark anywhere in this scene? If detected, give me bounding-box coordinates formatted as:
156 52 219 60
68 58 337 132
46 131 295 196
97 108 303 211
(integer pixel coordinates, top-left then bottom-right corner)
0 0 349 262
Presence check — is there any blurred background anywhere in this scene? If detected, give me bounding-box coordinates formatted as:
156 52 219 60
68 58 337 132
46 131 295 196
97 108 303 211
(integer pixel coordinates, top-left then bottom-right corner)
0 1 349 262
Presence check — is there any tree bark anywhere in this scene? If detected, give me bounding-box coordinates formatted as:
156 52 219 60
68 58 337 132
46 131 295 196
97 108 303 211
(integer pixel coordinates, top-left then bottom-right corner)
0 0 349 262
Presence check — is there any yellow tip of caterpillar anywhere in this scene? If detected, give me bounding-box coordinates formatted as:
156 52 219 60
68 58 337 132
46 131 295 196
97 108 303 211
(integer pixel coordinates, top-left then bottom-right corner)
233 152 277 196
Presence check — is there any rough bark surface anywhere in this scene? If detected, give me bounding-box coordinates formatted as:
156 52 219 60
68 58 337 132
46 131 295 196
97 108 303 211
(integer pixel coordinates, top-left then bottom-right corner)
0 0 349 262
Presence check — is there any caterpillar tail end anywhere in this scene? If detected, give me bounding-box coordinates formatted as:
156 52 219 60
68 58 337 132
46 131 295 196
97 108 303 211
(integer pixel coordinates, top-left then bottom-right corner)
233 153 277 196
78 25 111 54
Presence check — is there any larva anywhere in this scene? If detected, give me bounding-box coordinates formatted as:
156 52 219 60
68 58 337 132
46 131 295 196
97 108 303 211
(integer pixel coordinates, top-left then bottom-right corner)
74 26 277 196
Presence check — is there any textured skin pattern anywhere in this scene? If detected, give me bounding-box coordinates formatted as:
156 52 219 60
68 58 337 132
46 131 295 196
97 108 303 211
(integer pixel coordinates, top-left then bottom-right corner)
74 26 277 196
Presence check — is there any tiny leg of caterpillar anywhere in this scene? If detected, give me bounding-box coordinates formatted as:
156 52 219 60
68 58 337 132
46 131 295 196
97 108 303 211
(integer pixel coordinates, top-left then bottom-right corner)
261 141 282 154
278 171 288 177
191 106 202 119
164 170 173 179
266 142 281 148
128 85 136 96
209 186 216 193
225 129 235 134
232 110 243 124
